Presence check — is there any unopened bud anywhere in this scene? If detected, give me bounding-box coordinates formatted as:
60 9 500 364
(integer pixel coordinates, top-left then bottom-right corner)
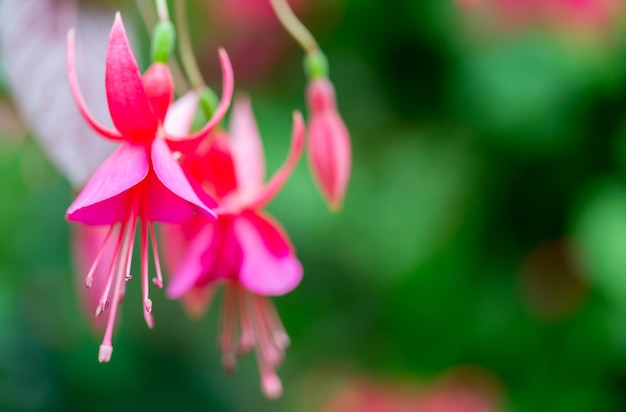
306 78 351 211
151 20 175 63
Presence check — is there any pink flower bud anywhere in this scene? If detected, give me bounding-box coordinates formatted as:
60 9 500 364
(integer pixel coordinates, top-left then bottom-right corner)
306 78 351 211
142 63 174 123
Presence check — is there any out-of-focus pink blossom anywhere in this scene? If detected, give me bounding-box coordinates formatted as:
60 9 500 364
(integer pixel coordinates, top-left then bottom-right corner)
320 368 501 412
210 0 308 27
307 77 351 211
163 97 305 398
66 12 234 362
459 0 625 36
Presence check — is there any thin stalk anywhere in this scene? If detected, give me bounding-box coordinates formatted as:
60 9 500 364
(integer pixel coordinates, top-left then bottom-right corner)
269 0 319 54
135 0 189 91
175 0 205 91
155 0 169 21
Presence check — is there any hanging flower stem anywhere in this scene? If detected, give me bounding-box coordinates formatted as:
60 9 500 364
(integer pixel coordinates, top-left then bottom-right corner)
269 0 319 54
174 0 205 91
135 0 189 90
155 0 170 22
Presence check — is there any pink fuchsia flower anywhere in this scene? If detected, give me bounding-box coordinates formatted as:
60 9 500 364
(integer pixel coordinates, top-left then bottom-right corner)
66 12 234 362
307 77 351 211
163 97 305 398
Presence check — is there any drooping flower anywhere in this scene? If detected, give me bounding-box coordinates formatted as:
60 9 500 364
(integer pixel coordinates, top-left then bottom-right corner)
162 97 304 398
66 12 234 362
306 76 351 211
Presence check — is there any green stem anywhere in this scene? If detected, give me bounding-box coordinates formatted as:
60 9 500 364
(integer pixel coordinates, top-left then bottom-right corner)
269 0 319 54
175 0 205 91
155 0 169 21
135 0 189 90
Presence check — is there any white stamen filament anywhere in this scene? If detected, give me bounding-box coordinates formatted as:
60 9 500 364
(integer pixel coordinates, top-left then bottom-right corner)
84 224 115 288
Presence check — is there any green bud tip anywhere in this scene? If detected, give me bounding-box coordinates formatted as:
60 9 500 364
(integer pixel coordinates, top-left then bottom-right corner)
151 21 176 64
304 51 329 80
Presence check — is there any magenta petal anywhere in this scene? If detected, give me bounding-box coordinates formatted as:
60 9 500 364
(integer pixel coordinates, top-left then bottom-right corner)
105 13 157 140
235 212 302 296
67 142 148 224
203 134 239 198
151 137 217 221
229 96 265 202
166 223 216 298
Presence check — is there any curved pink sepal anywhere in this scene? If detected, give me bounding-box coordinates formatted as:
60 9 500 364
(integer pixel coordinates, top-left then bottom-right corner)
66 29 123 141
164 49 234 150
229 96 265 202
236 212 302 296
250 111 305 209
105 12 157 140
67 142 149 224
151 137 217 221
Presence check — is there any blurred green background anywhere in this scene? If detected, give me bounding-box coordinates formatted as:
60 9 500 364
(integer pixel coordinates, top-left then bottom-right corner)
3 0 626 410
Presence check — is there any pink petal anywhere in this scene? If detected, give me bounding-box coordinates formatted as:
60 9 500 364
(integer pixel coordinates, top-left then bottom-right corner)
203 133 238 199
163 91 199 137
235 211 302 296
150 137 217 222
105 12 157 141
249 111 305 209
229 96 265 202
66 29 123 141
163 48 234 147
307 78 351 210
67 142 148 224
166 222 216 298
